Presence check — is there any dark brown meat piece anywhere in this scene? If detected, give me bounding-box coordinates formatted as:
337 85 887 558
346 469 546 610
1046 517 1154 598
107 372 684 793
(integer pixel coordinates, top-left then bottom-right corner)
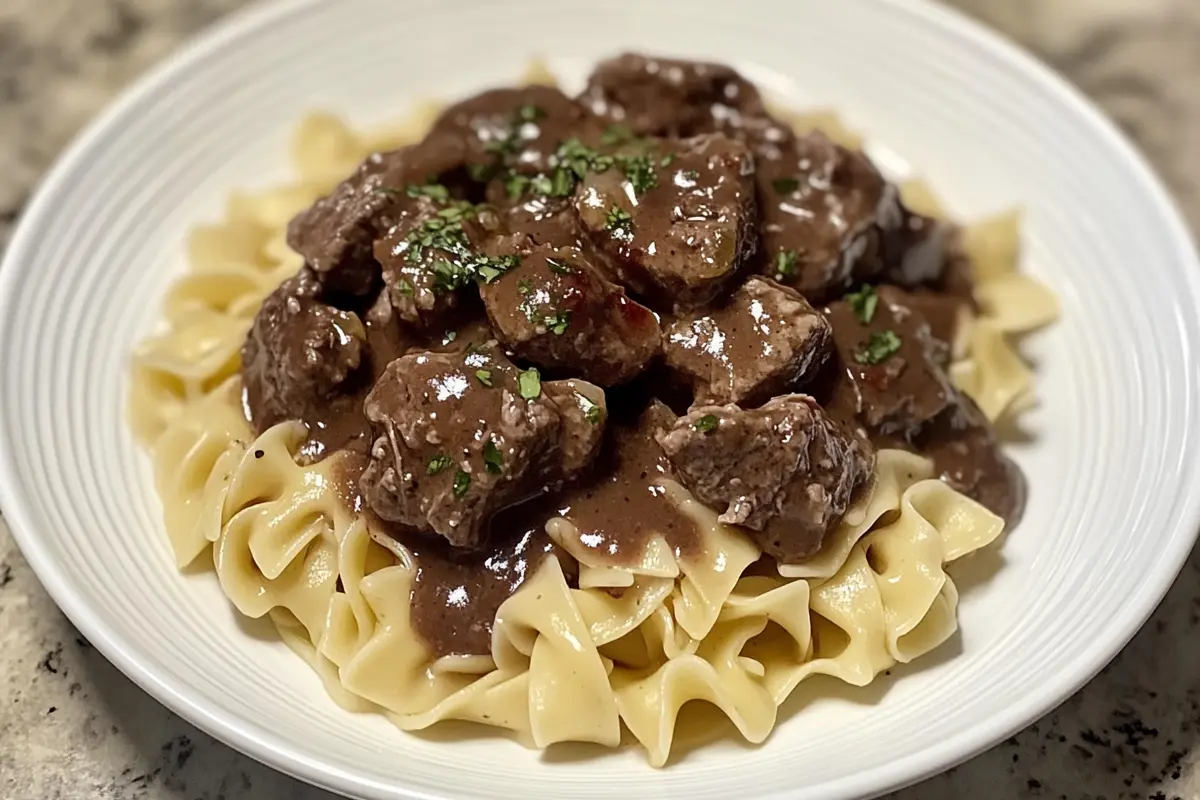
373 198 509 330
286 137 468 296
543 379 609 474
758 131 901 302
656 395 875 564
576 133 758 310
879 209 956 288
663 276 832 406
823 285 955 441
921 392 1025 524
241 268 366 433
431 85 598 180
480 245 661 386
359 344 605 549
491 195 585 252
579 53 769 138
883 288 972 366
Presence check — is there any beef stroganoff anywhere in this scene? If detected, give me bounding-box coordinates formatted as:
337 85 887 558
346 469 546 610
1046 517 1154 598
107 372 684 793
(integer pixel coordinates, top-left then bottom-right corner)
130 54 1057 765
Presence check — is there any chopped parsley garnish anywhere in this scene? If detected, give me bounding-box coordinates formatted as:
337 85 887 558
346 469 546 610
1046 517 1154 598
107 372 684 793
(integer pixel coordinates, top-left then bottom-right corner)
517 279 533 296
615 153 658 195
771 177 800 194
545 310 572 335
478 264 505 284
395 277 415 296
605 205 633 235
482 439 503 474
682 169 700 181
443 330 457 344
600 124 635 146
693 414 719 434
855 330 903 365
545 257 574 276
475 369 493 387
427 454 452 475
401 204 520 293
774 249 799 279
406 182 450 201
429 257 473 293
549 167 575 196
505 173 531 200
576 392 603 425
518 368 542 399
660 153 675 167
452 469 472 497
846 284 878 325
517 104 545 121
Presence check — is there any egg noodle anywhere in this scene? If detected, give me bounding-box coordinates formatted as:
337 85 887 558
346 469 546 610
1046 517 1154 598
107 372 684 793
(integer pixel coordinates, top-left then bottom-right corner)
129 81 1058 765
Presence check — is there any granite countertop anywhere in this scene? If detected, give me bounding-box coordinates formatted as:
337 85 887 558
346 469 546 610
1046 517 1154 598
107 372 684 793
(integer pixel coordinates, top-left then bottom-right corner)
1 1 1198 798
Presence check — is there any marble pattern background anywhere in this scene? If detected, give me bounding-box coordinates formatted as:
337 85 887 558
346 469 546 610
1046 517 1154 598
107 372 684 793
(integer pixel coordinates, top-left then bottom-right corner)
0 1 1197 798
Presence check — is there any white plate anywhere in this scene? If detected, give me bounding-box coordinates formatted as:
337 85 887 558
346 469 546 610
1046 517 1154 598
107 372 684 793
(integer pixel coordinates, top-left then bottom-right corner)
1 0 1198 798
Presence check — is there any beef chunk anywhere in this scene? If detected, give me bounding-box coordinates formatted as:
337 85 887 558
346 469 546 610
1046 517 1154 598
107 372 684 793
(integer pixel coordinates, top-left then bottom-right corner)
883 288 971 365
286 137 468 296
480 245 661 386
543 379 608 474
922 392 1025 524
656 395 874 563
576 133 757 310
664 276 832 405
374 198 510 330
823 285 956 441
431 85 598 181
579 53 768 138
758 131 900 302
241 268 366 432
360 345 605 549
489 195 590 254
879 209 955 288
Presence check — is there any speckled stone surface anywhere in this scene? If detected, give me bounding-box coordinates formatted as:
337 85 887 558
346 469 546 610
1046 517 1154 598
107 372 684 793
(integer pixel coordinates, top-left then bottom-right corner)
1 1 1198 798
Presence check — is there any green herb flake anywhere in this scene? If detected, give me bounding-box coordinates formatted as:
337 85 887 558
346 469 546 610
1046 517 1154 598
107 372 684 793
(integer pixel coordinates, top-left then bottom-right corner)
600 124 635 146
406 183 450 201
660 153 676 167
774 249 799 279
443 330 457 344
682 169 700 181
482 439 504 474
845 284 879 325
517 104 545 122
395 278 415 296
771 177 800 194
545 257 574 276
517 278 533 296
426 454 452 475
452 469 472 497
577 393 603 425
505 173 531 200
545 310 572 335
549 167 575 197
605 205 633 235
475 369 493 387
518 368 542 400
529 174 554 195
693 414 719 434
478 264 502 284
855 330 903 365
616 153 658 195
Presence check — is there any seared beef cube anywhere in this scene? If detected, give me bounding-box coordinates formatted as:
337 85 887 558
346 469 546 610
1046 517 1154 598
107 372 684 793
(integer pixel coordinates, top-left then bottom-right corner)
879 209 955 288
576 133 757 310
374 198 510 330
758 131 900 302
360 345 605 549
579 53 768 138
241 268 365 431
431 85 598 180
824 285 956 440
656 395 874 563
922 392 1025 523
286 137 467 296
664 276 832 406
883 288 972 365
543 379 608 474
480 245 660 386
